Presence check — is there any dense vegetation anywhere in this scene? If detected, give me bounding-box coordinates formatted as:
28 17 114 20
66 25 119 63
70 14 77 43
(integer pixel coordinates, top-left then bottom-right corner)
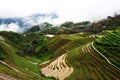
0 31 55 80
94 31 120 68
0 15 120 80
26 15 120 34
65 31 120 80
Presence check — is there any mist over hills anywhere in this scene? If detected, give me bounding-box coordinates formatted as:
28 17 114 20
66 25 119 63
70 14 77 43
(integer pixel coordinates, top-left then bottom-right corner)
0 0 120 79
0 10 120 33
0 13 58 32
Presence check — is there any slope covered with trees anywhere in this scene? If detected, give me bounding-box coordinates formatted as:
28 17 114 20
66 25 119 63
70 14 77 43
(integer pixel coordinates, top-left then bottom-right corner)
0 15 120 80
40 30 120 80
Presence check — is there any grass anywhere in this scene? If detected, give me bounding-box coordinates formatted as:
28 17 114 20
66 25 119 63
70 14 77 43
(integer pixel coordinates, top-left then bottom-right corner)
66 43 120 79
54 36 95 57
47 35 72 51
24 51 53 64
11 47 55 80
25 56 42 63
64 32 120 79
94 32 120 68
12 54 40 74
0 40 55 80
61 34 82 40
12 54 55 80
0 63 32 80
1 31 120 80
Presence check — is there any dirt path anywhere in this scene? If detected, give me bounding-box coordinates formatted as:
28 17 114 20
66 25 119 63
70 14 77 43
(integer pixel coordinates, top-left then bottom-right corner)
39 60 51 66
91 42 120 71
0 73 16 80
25 59 38 65
0 60 23 74
41 54 73 80
83 42 120 71
0 41 11 48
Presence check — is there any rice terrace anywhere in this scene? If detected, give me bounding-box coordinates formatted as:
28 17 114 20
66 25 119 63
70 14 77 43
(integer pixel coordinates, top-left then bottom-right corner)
0 0 120 80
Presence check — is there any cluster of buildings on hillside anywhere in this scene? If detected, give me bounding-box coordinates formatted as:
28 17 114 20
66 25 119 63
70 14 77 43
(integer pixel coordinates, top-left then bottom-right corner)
61 15 120 34
86 15 120 31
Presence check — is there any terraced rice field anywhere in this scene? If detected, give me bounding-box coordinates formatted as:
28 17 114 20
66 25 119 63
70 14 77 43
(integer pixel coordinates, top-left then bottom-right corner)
40 33 120 80
47 35 72 51
54 36 96 57
41 54 73 80
66 42 120 80
94 32 120 68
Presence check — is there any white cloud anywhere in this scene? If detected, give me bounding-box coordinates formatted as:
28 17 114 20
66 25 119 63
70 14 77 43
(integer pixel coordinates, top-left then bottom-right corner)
53 0 120 24
0 13 58 32
0 0 120 24
0 23 21 32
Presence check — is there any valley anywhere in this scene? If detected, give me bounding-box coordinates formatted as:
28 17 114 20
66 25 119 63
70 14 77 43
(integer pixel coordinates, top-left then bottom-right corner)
0 0 120 79
0 16 120 80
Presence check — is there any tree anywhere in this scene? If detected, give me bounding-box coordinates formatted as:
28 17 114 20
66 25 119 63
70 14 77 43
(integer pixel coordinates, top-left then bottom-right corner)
61 21 74 28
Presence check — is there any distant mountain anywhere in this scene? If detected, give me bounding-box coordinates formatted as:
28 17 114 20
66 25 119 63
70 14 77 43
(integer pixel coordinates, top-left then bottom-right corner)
25 22 53 33
0 13 58 32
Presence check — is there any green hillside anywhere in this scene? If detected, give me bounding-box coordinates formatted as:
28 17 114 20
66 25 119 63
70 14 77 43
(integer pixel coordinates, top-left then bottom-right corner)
0 29 120 80
0 31 55 80
1 30 120 80
39 30 120 80
65 31 120 80
94 31 120 68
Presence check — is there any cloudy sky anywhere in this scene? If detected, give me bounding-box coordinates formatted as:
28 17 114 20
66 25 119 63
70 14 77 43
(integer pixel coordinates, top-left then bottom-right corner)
0 0 120 32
